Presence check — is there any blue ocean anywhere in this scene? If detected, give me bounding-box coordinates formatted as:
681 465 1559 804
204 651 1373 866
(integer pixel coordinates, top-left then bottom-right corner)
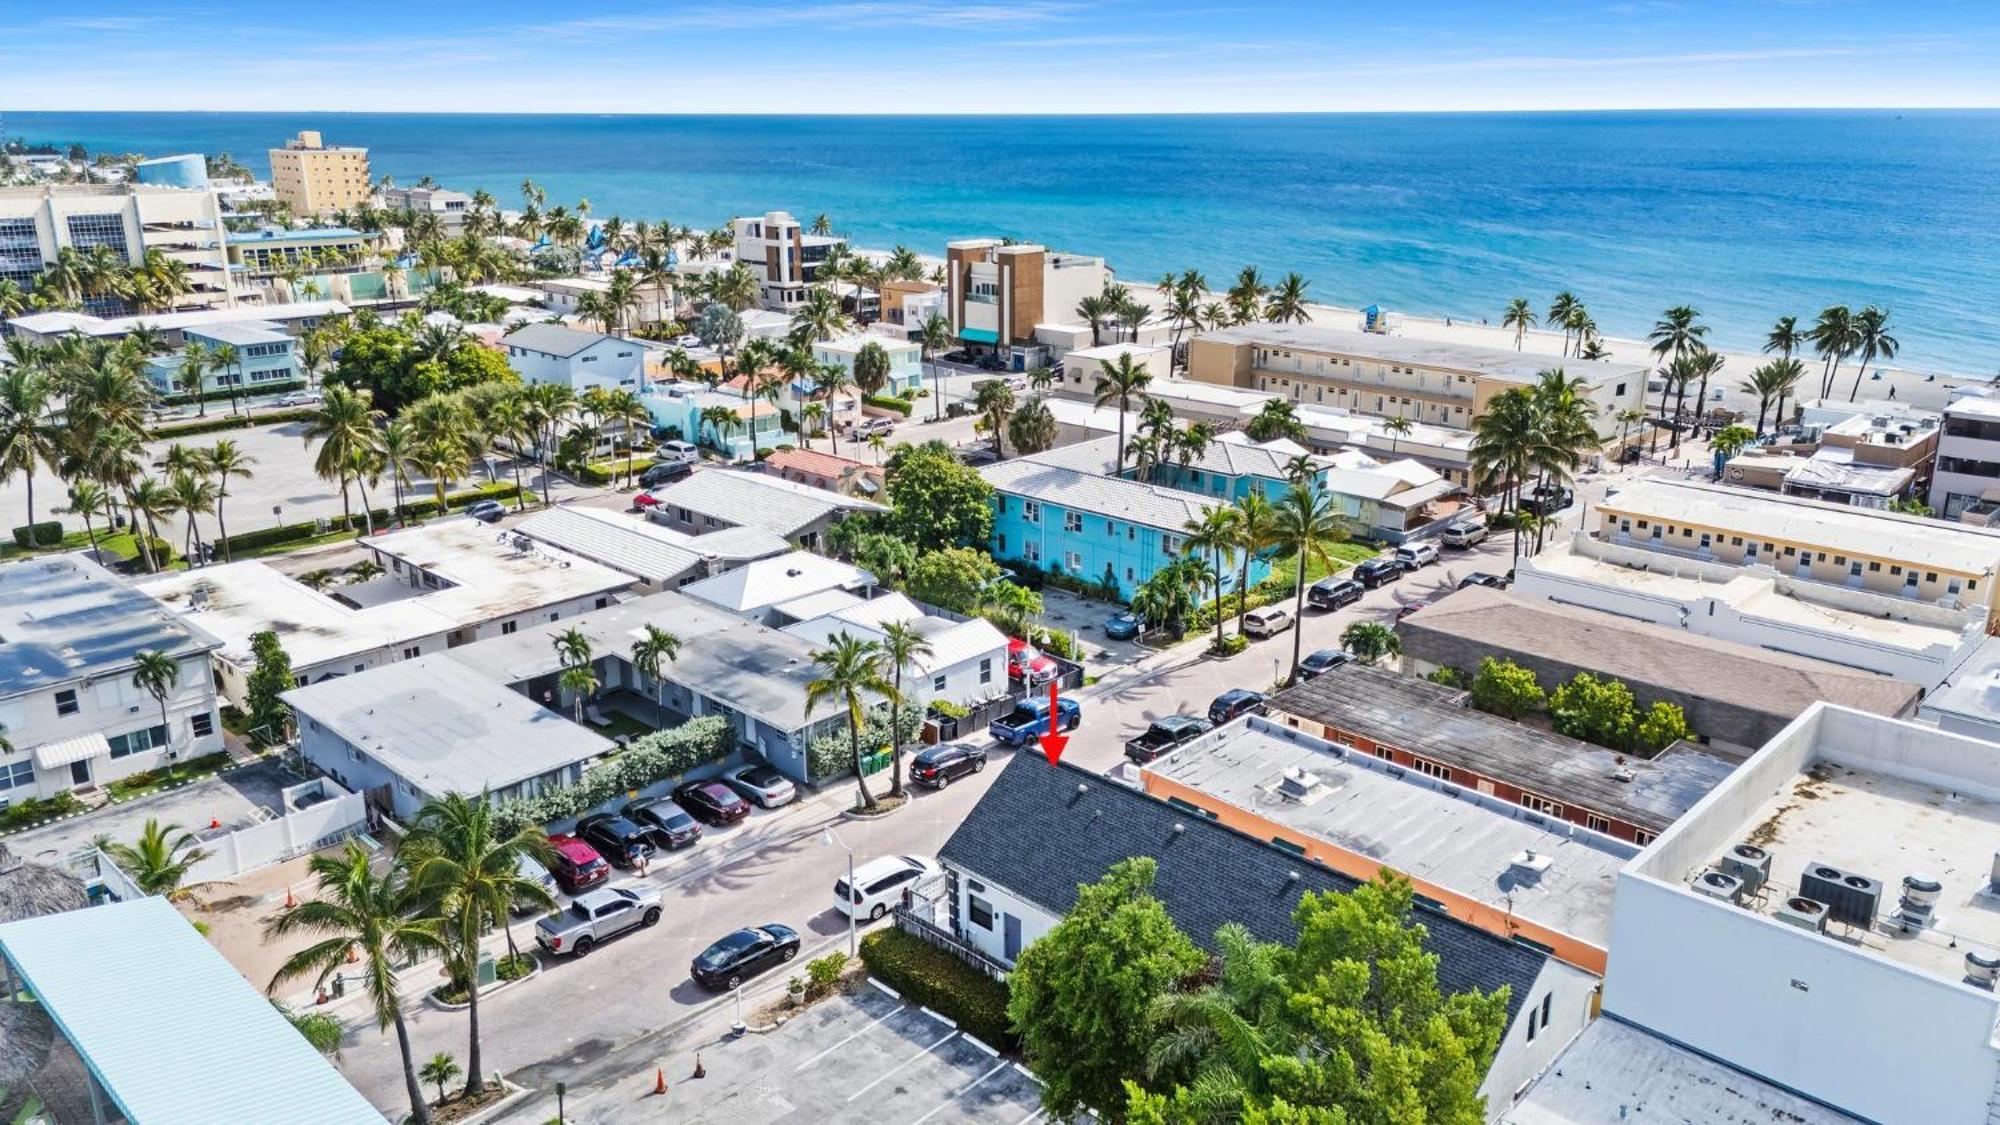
7 110 1998 374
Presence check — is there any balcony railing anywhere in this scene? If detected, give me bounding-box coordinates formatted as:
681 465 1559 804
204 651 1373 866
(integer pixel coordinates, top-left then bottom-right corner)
892 906 1011 982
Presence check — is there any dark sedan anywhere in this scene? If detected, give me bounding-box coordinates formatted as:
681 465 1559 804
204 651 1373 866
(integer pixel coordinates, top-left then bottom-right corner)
911 742 987 788
673 780 752 826
622 797 703 850
1207 689 1268 725
1354 558 1405 589
1458 572 1510 590
576 813 656 869
1102 611 1144 640
691 924 801 990
1297 648 1352 680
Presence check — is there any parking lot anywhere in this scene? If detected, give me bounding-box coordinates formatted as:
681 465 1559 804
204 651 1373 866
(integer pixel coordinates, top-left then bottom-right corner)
5 758 303 862
507 983 1044 1123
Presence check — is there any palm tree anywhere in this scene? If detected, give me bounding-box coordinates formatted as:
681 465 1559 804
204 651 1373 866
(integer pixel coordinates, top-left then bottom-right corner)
58 479 109 561
1075 292 1112 347
167 469 217 565
1502 298 1537 350
521 382 575 504
209 343 244 419
789 287 852 344
1007 398 1057 457
1263 273 1312 324
973 379 1016 461
805 633 895 810
1685 348 1726 448
99 818 217 902
1615 407 1646 463
125 476 177 573
1547 292 1580 356
0 366 59 528
404 793 555 1098
1380 415 1414 454
917 313 953 422
553 626 592 670
1230 492 1279 634
1810 305 1856 400
304 386 383 531
1244 398 1306 443
700 405 741 456
558 664 599 723
1225 267 1268 326
421 1053 461 1107
132 649 181 778
707 262 762 314
178 340 211 417
811 213 834 236
1340 621 1400 664
1846 306 1898 402
1470 389 1538 545
1765 315 1805 362
601 389 653 487
200 439 256 561
629 625 681 724
875 622 934 799
267 843 444 1125
1269 486 1348 683
1093 352 1153 471
1183 507 1242 652
1144 923 1288 1117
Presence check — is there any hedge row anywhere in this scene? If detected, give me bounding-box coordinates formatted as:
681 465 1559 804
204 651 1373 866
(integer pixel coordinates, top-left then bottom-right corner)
10 522 62 549
490 716 732 835
574 456 656 487
151 408 317 439
215 481 524 554
864 394 914 417
160 381 305 407
860 928 1017 1051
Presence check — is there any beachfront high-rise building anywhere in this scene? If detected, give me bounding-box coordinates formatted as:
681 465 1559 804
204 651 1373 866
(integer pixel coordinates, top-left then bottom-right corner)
1187 322 1648 437
268 131 371 218
945 239 1110 368
730 210 844 310
0 182 234 313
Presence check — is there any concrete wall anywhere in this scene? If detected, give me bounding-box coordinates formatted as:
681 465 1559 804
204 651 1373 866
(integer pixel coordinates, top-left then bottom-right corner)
1482 960 1600 1121
950 866 1058 966
184 779 367 882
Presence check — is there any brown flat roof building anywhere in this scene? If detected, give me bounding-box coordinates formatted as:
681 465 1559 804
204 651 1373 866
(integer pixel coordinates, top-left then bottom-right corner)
1267 663 1738 844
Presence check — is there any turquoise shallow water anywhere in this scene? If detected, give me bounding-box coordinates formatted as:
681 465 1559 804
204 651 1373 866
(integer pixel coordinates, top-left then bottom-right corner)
8 110 1999 374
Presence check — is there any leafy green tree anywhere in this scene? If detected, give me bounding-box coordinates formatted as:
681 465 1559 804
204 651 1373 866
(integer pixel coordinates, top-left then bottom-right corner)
245 630 295 745
1548 672 1637 750
906 547 1002 614
1007 397 1058 457
848 532 917 585
421 1053 461 1106
884 442 994 550
1468 657 1545 719
1634 700 1693 756
805 634 896 809
99 819 216 903
1340 621 1399 665
1009 858 1203 1121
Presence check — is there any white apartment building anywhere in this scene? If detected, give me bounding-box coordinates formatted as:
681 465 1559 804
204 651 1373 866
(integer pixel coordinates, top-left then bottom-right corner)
137 520 634 709
0 183 233 313
730 210 843 310
378 185 474 230
945 238 1111 369
1932 396 2000 521
500 322 645 393
1603 703 2000 1123
0 556 224 801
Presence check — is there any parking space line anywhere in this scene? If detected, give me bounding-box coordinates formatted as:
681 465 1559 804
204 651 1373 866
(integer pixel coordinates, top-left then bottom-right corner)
845 1030 959 1102
1012 1108 1047 1125
910 1059 1009 1125
870 979 902 1000
794 1002 908 1071
919 1005 957 1028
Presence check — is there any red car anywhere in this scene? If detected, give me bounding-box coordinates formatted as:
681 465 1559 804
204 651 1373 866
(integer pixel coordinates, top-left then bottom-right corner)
546 834 611 894
674 779 752 825
632 491 663 510
1007 638 1059 685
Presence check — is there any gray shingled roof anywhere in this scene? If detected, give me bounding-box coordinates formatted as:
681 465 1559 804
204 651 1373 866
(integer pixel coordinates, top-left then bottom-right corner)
938 753 1546 1018
980 459 1224 531
500 322 618 357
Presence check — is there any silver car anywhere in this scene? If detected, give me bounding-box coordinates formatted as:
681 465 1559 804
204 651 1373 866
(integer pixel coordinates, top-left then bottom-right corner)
534 885 663 957
723 762 797 808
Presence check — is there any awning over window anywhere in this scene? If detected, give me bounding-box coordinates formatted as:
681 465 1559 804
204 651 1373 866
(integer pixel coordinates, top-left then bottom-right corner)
960 327 999 344
31 731 110 770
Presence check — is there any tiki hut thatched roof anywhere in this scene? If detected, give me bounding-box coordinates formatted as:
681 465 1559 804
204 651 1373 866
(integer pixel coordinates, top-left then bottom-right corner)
0 847 88 927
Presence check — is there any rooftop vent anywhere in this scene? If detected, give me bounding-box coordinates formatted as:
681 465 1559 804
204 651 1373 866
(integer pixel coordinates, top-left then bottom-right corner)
1967 950 2000 990
1509 850 1554 878
1692 868 1744 904
1775 896 1829 933
1610 767 1636 783
1276 766 1333 804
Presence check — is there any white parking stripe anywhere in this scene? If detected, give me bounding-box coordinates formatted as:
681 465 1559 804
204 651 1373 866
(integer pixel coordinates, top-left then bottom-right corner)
1012 1108 1046 1125
910 1060 1009 1125
845 1030 959 1102
794 1003 907 1071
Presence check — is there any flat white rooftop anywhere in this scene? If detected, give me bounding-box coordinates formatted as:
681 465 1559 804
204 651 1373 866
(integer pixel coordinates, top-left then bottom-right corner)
1198 322 1648 387
1598 478 2000 576
138 518 631 670
1145 719 1633 949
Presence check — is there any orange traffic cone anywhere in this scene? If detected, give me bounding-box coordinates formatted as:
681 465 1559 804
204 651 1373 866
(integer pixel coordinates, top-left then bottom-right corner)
692 1054 705 1080
345 944 359 964
653 1068 667 1096
284 885 296 909
209 817 220 830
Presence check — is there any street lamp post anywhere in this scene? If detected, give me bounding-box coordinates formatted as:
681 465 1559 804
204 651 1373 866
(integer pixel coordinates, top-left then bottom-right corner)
823 827 856 958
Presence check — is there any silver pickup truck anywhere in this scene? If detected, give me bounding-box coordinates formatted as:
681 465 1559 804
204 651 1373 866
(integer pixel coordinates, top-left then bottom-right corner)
534 885 663 957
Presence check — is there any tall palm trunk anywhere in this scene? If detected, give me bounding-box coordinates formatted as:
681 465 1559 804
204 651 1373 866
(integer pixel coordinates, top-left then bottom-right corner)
1755 399 1770 438
81 510 100 563
1651 381 1672 453
889 677 906 799
1211 547 1226 652
1236 552 1252 634
392 1008 433 1125
1669 383 1690 453
849 714 875 807
216 489 232 562
463 970 486 1095
1288 554 1309 683
355 474 376 536
509 457 525 512
337 471 354 531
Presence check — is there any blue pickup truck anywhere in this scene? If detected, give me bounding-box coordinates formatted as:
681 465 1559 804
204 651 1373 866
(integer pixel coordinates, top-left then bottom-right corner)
989 696 1082 748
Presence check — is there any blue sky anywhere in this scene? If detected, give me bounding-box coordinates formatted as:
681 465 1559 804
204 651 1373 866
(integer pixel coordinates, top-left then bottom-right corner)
2 1 1997 113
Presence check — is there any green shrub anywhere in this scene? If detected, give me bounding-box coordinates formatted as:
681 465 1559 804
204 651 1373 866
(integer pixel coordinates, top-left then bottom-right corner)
0 792 85 832
864 394 914 417
928 699 971 720
151 408 316 439
808 704 923 782
216 482 521 555
805 951 849 999
1211 634 1248 656
161 381 304 407
496 953 536 982
10 521 62 549
861 928 1016 1051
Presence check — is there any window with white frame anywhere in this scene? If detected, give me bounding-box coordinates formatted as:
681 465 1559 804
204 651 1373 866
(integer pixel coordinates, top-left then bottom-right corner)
1023 500 1041 524
1064 511 1082 533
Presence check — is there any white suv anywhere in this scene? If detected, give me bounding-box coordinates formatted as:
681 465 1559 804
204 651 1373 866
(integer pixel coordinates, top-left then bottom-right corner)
1395 542 1440 569
834 855 940 921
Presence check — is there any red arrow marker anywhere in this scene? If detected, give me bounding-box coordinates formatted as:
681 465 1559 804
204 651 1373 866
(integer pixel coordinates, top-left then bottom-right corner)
1038 680 1069 766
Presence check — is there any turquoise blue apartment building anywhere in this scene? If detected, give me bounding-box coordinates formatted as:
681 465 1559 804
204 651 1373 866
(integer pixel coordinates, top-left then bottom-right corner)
144 321 302 397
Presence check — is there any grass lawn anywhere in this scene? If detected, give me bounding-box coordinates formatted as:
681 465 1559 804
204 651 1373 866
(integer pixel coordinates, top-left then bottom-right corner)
1266 541 1383 588
229 526 362 560
587 713 655 741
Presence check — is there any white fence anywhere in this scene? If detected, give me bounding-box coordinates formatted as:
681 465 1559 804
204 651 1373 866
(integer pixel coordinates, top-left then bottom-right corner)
185 779 368 883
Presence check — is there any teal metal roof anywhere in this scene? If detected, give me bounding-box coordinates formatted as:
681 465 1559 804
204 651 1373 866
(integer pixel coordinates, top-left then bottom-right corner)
0 897 386 1124
959 327 999 344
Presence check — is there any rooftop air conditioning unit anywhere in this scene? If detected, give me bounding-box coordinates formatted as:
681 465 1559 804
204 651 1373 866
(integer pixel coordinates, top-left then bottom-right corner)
1800 861 1881 929
1775 896 1829 933
1692 868 1744 904
1276 767 1329 803
1967 951 2000 991
1720 843 1772 895
1895 874 1943 933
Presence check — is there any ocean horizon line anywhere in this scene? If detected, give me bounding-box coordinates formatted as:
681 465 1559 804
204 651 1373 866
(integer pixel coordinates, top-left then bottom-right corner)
7 106 2000 121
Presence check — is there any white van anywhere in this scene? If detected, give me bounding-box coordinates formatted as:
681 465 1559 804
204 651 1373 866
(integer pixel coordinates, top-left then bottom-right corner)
656 439 700 465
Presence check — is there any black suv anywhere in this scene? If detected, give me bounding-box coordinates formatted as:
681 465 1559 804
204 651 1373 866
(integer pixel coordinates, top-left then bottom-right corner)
1124 715 1214 764
1354 558 1405 589
576 813 656 868
1307 576 1364 610
911 742 988 788
640 460 694 488
1208 689 1268 725
622 798 703 850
